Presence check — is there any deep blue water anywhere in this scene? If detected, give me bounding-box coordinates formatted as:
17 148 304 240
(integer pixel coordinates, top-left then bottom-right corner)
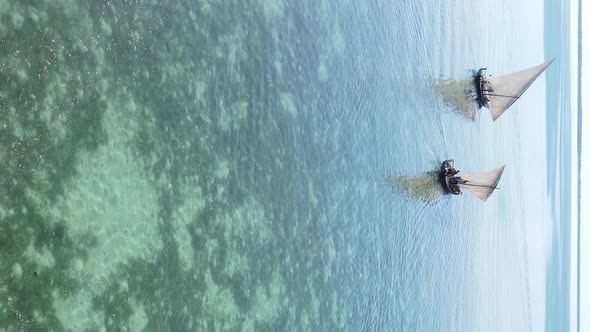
0 0 569 330
544 0 575 329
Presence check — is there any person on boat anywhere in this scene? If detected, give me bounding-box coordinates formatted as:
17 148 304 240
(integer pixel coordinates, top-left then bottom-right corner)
448 176 462 195
480 83 492 107
442 160 455 174
442 163 459 177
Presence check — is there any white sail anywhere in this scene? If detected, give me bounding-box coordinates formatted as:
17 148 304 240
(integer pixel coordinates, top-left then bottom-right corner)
458 166 505 201
486 60 554 121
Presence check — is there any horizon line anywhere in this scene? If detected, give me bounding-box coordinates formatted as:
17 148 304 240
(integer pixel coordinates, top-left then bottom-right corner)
576 0 582 329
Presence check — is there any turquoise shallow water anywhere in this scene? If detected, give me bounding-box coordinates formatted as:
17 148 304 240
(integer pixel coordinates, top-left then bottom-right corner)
0 0 566 331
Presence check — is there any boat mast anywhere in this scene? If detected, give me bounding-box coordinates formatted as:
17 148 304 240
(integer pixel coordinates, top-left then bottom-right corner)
485 93 520 99
460 183 497 189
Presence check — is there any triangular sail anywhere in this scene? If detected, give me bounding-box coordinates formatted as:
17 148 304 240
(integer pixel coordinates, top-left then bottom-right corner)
458 166 505 201
486 60 554 121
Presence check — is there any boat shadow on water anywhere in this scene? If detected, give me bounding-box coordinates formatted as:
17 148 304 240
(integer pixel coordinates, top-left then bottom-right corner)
432 76 480 121
387 170 443 205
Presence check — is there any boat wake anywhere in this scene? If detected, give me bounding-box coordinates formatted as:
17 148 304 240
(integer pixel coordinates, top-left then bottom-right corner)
432 77 479 120
387 171 443 204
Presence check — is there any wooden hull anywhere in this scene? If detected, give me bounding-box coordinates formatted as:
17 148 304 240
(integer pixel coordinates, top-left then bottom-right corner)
439 160 461 196
474 68 488 109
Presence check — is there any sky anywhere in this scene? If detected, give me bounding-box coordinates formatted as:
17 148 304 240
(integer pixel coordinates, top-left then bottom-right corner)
574 0 587 330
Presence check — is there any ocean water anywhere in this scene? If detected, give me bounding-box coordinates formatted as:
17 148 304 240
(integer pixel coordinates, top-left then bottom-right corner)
0 0 565 331
544 0 575 329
